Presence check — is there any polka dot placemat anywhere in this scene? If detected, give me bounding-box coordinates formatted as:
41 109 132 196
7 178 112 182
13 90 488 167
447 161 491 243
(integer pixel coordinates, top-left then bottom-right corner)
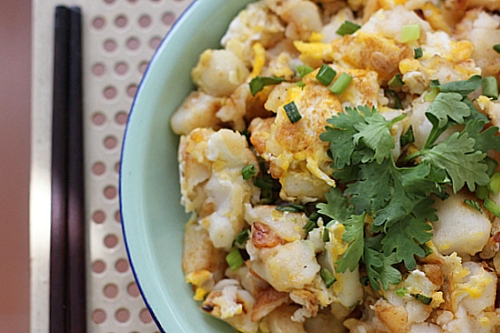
30 0 193 332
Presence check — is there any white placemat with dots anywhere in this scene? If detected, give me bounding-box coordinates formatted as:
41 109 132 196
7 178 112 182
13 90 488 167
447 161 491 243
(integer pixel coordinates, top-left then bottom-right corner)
30 0 193 332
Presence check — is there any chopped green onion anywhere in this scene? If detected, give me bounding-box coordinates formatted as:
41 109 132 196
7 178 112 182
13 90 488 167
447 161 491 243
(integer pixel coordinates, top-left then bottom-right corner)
400 23 421 43
323 228 330 242
494 44 500 53
330 73 353 94
233 229 250 247
320 268 337 288
424 87 439 101
336 20 361 36
226 248 245 271
254 177 273 190
396 287 408 297
489 172 500 195
283 101 302 123
484 197 500 217
464 199 482 213
421 243 433 257
486 157 498 177
400 125 415 147
242 164 257 180
385 89 403 109
303 220 316 233
388 74 404 89
414 47 423 59
275 204 305 212
476 185 489 200
296 81 306 88
412 294 432 305
249 76 286 96
303 212 319 233
297 65 314 78
482 76 499 100
316 64 336 86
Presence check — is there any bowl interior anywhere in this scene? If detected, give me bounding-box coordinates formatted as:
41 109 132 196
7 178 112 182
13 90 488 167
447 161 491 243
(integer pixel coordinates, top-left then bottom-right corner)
119 0 255 331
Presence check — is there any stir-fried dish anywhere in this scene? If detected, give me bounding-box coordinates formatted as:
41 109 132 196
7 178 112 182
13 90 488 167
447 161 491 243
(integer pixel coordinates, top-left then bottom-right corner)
170 0 500 332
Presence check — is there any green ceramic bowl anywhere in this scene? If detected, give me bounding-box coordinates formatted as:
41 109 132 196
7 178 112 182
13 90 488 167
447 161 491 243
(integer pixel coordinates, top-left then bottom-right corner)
120 0 255 331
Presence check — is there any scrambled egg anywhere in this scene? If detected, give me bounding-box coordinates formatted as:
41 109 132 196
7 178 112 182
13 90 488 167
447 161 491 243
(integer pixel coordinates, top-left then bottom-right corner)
170 1 500 332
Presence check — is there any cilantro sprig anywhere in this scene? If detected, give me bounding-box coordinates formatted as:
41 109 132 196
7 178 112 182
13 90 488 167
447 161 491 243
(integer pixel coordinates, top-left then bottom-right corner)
319 75 500 290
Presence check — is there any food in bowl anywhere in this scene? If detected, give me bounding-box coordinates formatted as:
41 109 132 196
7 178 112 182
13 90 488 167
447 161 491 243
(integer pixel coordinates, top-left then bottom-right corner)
170 0 500 331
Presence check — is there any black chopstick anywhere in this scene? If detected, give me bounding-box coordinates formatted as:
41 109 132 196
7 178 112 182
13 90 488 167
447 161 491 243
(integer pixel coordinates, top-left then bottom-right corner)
50 6 70 333
67 6 86 333
49 5 86 333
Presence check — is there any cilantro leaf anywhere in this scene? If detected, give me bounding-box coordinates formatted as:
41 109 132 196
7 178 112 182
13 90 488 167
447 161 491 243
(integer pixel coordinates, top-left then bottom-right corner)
322 106 404 167
381 217 432 270
316 187 353 223
363 247 402 291
320 125 357 169
353 109 398 164
422 131 489 192
463 119 500 153
426 92 471 129
346 159 393 213
336 213 366 273
437 75 482 96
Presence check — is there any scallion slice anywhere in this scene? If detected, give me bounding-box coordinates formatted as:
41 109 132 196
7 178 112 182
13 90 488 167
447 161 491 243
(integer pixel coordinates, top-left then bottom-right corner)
316 64 336 86
494 44 500 53
413 294 432 305
323 228 330 242
385 89 403 109
336 20 361 36
249 76 286 96
482 76 499 100
242 164 257 180
476 185 489 200
484 197 500 217
330 73 353 94
297 65 314 78
320 268 337 288
275 203 305 212
303 220 316 233
388 74 404 89
254 177 273 190
400 23 420 43
396 287 408 297
283 101 302 123
489 172 500 195
226 248 245 271
414 47 423 59
233 229 250 247
400 125 415 147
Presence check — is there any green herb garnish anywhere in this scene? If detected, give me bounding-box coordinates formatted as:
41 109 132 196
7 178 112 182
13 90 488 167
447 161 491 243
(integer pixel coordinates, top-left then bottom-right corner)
283 101 302 123
226 248 245 271
316 64 336 86
318 75 498 290
242 164 257 180
336 20 361 36
414 47 423 59
320 268 337 288
388 74 404 89
482 76 499 100
232 229 250 247
400 23 420 43
330 73 353 94
249 76 286 96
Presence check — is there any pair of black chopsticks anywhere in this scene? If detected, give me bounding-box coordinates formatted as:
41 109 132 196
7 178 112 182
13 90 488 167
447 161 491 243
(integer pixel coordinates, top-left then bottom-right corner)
50 6 86 333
